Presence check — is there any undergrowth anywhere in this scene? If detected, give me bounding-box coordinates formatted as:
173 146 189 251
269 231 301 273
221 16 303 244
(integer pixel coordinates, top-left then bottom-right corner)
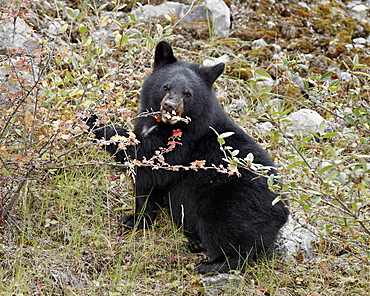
1 0 369 295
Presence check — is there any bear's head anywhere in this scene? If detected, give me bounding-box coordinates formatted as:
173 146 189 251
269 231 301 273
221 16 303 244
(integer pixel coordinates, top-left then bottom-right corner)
140 41 225 126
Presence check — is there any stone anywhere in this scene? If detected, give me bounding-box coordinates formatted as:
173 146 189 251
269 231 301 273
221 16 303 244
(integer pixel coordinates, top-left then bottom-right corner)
204 0 230 37
132 1 230 37
251 38 267 47
200 274 243 296
284 108 329 135
203 54 229 67
274 216 319 261
353 37 366 44
0 16 41 53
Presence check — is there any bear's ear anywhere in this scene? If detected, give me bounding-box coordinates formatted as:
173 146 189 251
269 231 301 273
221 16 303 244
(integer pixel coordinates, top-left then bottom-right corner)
198 63 225 85
153 41 177 70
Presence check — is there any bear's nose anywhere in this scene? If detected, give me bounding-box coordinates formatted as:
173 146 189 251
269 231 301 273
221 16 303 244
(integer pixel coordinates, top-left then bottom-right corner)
162 100 176 112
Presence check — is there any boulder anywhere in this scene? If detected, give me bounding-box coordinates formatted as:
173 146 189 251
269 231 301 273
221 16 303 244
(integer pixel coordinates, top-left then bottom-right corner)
0 17 41 53
275 216 319 261
284 108 330 135
132 1 230 37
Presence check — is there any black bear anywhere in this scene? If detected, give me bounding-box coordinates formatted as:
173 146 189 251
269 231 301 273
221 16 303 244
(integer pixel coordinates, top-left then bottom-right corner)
87 41 289 274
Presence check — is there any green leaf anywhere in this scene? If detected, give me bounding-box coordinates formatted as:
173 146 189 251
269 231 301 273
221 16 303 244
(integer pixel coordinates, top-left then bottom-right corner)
320 71 333 82
286 163 297 170
217 137 225 145
268 174 275 188
297 64 309 70
231 149 240 157
353 54 359 65
272 196 281 206
318 120 326 135
278 64 288 71
65 71 75 83
318 164 335 175
245 153 254 163
66 8 80 18
338 172 347 184
322 132 338 139
312 195 321 205
255 69 271 78
219 132 235 139
79 24 88 33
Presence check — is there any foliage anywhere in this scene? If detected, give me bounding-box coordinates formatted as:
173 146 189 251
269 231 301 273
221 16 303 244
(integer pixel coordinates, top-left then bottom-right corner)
0 0 369 295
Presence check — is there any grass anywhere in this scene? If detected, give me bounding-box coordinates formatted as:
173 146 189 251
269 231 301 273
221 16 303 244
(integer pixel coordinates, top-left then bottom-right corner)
1 0 369 295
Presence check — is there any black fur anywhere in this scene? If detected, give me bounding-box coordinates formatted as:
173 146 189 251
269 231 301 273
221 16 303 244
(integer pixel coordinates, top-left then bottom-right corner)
87 41 289 274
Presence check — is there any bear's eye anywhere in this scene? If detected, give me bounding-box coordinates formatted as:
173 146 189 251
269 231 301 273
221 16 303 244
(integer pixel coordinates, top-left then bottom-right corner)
184 90 192 98
163 84 171 91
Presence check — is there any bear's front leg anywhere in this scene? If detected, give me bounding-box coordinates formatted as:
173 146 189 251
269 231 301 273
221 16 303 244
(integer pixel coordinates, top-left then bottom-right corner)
120 185 163 230
119 196 157 229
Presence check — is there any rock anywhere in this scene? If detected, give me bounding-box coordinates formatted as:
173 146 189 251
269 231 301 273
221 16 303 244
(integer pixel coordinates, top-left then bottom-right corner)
353 37 366 44
0 16 41 53
132 1 230 37
251 38 267 47
284 108 329 136
275 215 319 261
203 54 229 67
256 121 274 132
200 274 243 296
204 0 230 37
255 73 275 88
341 71 354 82
349 3 369 21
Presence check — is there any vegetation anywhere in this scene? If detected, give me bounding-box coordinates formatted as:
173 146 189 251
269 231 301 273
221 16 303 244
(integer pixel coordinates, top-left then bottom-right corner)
0 0 369 295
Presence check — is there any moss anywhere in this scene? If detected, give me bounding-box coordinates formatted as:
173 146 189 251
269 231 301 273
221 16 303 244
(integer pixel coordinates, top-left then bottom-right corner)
175 20 210 40
275 81 302 102
231 28 278 41
311 18 334 35
227 60 252 80
276 3 309 18
326 43 347 59
290 40 314 54
247 47 274 63
335 31 352 43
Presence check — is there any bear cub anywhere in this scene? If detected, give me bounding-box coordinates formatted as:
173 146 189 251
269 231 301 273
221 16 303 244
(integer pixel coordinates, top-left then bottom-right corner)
87 41 289 274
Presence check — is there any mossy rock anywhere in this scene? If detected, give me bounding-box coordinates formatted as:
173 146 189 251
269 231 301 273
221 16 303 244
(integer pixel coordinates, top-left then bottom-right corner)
231 28 278 41
227 60 252 80
275 81 302 102
335 31 351 43
326 43 347 59
276 3 309 18
247 46 274 63
175 20 210 40
287 40 314 54
311 18 334 35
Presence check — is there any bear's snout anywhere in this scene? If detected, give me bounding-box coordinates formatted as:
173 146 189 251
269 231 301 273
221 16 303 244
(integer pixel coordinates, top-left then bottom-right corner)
160 93 184 124
162 99 176 113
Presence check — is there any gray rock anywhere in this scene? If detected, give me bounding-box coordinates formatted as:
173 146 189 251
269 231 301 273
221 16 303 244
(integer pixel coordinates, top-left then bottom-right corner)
251 38 267 47
256 121 273 132
200 273 243 296
353 37 366 44
275 216 319 261
341 71 354 82
204 0 230 37
0 17 41 53
203 54 229 67
284 108 329 135
133 1 230 37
